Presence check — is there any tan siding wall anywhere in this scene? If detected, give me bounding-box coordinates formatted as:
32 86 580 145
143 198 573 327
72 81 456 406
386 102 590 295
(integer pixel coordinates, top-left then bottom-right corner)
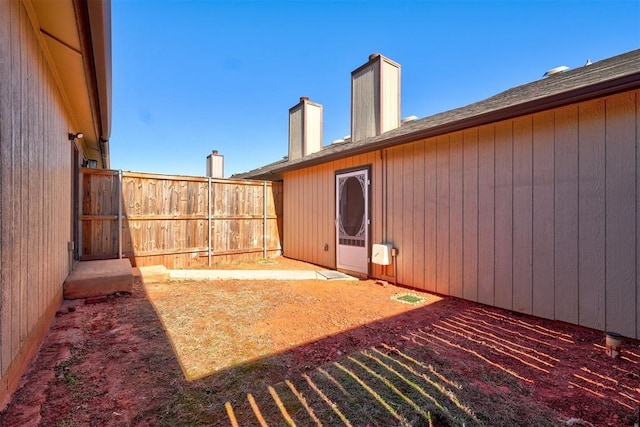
577 101 605 330
477 125 495 305
462 128 478 301
284 89 640 339
604 93 637 338
532 111 555 320
554 106 579 324
1 0 73 403
283 152 383 272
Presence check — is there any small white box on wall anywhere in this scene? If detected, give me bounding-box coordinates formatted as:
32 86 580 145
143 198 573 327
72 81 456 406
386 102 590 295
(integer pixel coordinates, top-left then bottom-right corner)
372 243 393 265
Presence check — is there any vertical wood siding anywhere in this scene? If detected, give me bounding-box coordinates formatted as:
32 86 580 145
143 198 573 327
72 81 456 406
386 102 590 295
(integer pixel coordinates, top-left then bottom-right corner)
462 128 478 301
284 89 639 339
554 106 579 324
532 111 555 320
283 152 382 272
1 0 73 398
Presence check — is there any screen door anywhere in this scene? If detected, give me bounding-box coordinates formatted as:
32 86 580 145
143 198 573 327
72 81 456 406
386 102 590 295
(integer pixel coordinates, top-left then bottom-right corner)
336 169 369 274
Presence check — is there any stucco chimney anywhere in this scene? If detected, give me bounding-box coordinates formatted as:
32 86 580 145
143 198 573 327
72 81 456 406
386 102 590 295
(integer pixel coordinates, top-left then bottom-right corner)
206 150 224 178
351 53 401 142
288 96 323 161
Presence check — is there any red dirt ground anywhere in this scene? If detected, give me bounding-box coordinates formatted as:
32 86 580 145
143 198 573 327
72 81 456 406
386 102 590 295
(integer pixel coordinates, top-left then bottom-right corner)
1 257 639 426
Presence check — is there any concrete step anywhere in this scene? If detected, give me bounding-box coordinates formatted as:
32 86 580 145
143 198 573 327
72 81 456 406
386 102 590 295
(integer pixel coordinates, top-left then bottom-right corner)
64 259 134 299
133 265 170 284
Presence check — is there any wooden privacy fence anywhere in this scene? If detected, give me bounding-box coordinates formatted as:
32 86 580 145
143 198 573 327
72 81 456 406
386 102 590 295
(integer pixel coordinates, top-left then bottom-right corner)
80 169 283 268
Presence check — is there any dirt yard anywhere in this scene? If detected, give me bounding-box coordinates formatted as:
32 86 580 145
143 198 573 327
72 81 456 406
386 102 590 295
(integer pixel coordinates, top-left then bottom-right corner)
1 257 639 426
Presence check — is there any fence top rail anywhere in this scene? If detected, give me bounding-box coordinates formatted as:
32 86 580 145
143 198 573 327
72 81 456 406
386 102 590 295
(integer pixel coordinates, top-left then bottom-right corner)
82 168 282 186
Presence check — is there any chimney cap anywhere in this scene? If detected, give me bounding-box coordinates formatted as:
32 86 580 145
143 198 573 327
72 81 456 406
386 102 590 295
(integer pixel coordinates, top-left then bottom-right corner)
369 53 381 61
299 96 309 102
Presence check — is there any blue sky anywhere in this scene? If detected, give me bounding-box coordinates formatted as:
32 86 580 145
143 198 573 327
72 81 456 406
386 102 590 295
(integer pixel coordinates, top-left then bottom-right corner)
109 0 639 177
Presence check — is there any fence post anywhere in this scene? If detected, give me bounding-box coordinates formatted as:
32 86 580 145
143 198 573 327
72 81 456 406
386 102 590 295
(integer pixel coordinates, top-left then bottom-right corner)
118 169 123 259
263 181 267 260
208 176 212 266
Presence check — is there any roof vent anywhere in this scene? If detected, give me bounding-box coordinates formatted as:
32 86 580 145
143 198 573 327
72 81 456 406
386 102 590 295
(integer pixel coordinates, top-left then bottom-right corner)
401 115 418 125
543 65 569 77
584 59 592 66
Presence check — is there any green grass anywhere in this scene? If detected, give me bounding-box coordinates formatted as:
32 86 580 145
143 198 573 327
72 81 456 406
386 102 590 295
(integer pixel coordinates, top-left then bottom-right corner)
392 293 427 305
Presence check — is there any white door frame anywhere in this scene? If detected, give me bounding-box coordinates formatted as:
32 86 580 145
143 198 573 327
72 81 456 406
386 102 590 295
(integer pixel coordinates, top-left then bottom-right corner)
336 167 369 275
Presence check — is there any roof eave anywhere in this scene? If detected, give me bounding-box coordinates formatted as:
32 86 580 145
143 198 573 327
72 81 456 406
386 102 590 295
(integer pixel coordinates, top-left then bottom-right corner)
78 0 112 168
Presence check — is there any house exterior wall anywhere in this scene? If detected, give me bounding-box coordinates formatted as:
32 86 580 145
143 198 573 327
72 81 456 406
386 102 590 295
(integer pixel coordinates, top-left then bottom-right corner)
284 151 390 279
283 88 640 339
1 0 75 406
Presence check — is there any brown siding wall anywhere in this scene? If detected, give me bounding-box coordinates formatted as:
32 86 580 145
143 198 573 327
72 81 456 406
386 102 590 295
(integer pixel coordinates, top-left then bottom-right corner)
284 89 640 339
1 0 74 406
283 152 387 277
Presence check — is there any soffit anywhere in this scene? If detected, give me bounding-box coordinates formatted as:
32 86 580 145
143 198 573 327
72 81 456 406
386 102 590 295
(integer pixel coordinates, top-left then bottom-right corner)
28 0 110 167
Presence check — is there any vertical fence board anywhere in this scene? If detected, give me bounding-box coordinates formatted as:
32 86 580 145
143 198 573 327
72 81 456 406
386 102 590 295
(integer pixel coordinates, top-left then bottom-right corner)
80 171 282 267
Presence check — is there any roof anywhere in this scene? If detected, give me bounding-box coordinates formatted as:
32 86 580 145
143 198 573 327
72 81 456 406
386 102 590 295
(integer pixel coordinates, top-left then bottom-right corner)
30 0 112 168
234 48 640 181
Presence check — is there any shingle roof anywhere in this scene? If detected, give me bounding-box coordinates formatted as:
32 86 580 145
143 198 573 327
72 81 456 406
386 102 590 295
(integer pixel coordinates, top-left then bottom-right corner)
234 49 640 180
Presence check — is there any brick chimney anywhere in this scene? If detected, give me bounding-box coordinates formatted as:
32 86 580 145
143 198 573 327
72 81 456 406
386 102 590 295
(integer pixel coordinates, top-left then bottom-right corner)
351 53 401 142
288 96 323 161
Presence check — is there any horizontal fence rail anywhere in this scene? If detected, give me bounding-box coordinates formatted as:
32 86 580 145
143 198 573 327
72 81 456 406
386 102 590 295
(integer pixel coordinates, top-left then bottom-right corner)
79 169 283 268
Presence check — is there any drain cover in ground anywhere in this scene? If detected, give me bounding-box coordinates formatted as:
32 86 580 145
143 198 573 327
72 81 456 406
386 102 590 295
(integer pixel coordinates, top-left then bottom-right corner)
391 293 427 305
317 270 356 280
